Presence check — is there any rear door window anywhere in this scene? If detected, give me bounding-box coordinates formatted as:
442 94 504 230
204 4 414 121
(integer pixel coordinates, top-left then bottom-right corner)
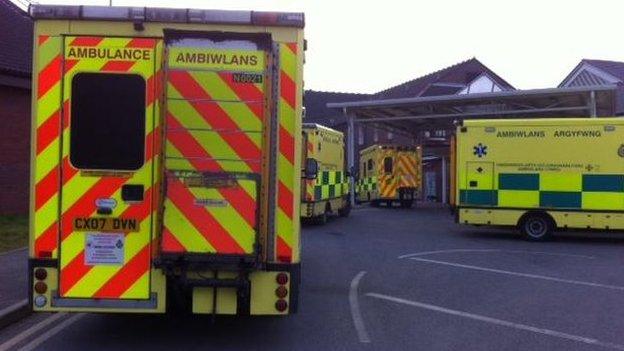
70 73 146 171
384 157 393 173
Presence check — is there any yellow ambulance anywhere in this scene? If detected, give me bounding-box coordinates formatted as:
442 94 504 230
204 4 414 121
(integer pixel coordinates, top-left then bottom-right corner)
28 4 304 315
356 144 422 208
300 124 350 223
454 118 624 241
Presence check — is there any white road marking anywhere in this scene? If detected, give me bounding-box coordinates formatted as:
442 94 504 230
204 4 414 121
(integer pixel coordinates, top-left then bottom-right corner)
410 257 624 291
0 313 67 351
367 292 624 350
398 249 595 260
0 247 27 257
349 271 371 343
0 300 28 319
17 313 84 351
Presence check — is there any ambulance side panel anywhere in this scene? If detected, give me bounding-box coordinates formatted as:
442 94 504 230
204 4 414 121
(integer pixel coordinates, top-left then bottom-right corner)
457 118 624 231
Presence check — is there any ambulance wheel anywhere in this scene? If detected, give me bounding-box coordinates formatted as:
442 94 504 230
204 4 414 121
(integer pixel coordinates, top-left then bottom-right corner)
371 200 380 207
400 200 413 208
520 213 554 241
338 201 351 217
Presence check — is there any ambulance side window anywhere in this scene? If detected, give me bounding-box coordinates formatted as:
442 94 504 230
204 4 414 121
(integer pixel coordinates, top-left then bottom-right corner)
362 162 366 177
367 159 373 171
70 73 146 171
383 157 393 174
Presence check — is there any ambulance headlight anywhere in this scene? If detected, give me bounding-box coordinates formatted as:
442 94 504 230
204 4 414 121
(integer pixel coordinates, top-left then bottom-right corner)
34 295 47 308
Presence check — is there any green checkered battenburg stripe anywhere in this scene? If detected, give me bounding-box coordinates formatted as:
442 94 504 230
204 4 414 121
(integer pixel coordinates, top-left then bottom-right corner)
460 173 624 209
312 171 349 201
355 176 377 193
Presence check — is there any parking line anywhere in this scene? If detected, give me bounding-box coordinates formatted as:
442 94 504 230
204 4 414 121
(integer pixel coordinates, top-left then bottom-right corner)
349 271 371 343
398 249 595 260
0 313 67 351
409 257 624 291
367 292 624 350
17 313 84 351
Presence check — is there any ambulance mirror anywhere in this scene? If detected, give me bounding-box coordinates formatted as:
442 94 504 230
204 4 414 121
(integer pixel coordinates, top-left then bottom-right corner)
304 158 318 180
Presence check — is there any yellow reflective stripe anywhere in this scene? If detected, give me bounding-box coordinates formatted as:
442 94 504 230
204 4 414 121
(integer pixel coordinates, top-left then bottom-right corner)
187 186 255 252
34 139 60 183
280 43 297 82
164 199 216 253
120 271 150 299
279 97 295 136
65 215 151 297
34 197 58 239
35 87 62 129
276 209 292 245
38 36 61 71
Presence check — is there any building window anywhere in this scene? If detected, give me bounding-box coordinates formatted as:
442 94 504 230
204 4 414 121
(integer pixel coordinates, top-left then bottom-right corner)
70 73 146 171
387 132 393 140
373 128 379 143
367 159 373 171
358 125 364 145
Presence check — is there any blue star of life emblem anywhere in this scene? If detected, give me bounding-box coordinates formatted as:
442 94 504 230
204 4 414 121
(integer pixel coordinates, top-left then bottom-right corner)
473 143 487 158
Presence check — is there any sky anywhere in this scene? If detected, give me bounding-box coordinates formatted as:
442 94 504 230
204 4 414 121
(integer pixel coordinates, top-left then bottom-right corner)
22 0 624 93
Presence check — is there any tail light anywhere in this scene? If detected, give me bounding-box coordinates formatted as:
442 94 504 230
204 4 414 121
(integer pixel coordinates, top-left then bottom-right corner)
34 281 48 294
34 268 47 281
275 299 288 312
276 272 289 285
275 286 288 299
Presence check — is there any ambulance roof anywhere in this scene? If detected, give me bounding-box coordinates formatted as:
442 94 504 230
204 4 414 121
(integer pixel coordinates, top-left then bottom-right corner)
29 4 304 28
463 117 624 127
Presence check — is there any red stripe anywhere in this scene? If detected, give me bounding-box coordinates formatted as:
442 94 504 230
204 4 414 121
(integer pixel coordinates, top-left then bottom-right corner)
307 141 314 154
100 60 136 72
64 59 79 73
286 42 297 55
93 244 151 298
69 36 103 47
280 71 296 109
38 35 50 46
161 226 186 253
35 157 78 211
168 71 262 172
36 109 60 155
166 113 258 227
279 126 295 165
276 236 292 263
126 38 156 48
34 222 58 257
58 252 89 295
278 181 294 219
59 187 154 296
37 55 61 99
146 70 162 106
167 178 245 254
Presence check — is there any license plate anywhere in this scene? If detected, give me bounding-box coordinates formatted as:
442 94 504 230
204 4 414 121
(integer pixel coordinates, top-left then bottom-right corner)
73 217 140 232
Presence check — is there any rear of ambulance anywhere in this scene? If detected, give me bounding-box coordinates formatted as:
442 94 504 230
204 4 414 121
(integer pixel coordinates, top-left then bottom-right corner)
28 5 304 316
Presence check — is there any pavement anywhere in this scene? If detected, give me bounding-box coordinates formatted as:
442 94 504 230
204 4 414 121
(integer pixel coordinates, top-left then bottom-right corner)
3 205 624 350
0 247 29 329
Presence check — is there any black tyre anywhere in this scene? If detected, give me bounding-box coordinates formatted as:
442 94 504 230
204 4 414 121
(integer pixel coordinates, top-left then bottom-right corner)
400 200 413 208
315 211 328 225
371 199 380 207
520 213 553 241
338 201 351 217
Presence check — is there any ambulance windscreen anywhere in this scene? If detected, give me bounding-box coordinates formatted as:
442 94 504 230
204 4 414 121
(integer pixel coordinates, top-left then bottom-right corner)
69 73 146 171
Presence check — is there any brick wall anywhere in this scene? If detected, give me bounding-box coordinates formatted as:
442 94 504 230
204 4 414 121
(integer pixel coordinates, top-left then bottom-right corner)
0 84 31 214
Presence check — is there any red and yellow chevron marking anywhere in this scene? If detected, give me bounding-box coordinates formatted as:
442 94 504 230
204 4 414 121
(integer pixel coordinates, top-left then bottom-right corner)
33 35 63 258
396 152 418 188
162 54 263 254
276 43 300 263
377 151 398 199
46 36 159 299
304 140 315 201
